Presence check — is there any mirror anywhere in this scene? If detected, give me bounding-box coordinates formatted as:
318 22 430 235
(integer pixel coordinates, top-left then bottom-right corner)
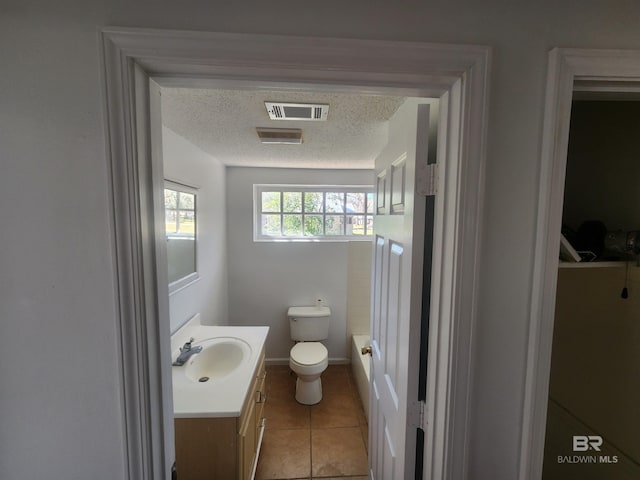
164 181 198 293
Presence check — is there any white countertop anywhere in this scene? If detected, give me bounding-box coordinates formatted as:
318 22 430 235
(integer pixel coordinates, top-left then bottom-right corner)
171 316 269 418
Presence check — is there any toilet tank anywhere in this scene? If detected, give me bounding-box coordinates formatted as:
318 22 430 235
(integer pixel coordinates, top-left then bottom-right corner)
288 306 331 341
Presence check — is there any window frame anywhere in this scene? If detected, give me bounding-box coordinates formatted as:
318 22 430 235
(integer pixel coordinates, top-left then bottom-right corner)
253 184 375 242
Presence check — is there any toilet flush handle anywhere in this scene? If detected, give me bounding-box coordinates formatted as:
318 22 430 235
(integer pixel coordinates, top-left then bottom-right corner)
361 345 372 356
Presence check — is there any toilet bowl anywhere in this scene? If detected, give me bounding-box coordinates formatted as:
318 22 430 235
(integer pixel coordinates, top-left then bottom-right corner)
289 341 328 405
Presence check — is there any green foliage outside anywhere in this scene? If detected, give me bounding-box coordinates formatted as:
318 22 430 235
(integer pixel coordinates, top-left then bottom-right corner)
304 215 323 235
261 192 280 212
283 214 302 235
304 192 323 212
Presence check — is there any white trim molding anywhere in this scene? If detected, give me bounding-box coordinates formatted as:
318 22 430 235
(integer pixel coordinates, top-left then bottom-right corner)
99 27 490 480
521 48 640 480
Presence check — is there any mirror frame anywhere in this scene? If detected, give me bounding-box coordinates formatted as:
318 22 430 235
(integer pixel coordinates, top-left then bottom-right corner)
164 180 199 294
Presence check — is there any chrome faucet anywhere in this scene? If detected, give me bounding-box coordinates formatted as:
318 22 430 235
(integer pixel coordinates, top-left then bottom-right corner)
172 337 202 366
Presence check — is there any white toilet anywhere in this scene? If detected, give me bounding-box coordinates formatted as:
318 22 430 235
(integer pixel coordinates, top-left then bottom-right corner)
288 305 331 405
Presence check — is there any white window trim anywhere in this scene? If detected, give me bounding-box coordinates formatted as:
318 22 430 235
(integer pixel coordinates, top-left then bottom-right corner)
253 184 374 242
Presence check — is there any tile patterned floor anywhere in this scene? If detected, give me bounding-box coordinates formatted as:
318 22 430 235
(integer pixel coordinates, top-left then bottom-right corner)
255 365 369 480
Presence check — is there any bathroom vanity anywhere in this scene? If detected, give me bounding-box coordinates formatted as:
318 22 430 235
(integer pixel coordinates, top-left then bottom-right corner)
171 318 269 480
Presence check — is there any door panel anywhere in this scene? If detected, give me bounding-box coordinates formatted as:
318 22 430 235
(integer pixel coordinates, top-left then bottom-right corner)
390 154 407 214
369 99 433 479
371 379 381 480
372 236 385 350
385 241 403 393
384 425 396 477
376 172 387 215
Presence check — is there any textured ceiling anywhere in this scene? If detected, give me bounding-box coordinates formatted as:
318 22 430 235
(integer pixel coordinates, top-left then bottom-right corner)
160 88 405 169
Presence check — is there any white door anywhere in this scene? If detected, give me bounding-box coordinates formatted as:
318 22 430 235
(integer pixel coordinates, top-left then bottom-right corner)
369 99 434 479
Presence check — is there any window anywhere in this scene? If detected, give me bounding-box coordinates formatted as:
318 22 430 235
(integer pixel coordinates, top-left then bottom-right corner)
164 181 198 292
255 185 374 241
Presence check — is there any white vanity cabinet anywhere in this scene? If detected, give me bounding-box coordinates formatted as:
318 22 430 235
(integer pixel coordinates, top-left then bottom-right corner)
174 349 266 480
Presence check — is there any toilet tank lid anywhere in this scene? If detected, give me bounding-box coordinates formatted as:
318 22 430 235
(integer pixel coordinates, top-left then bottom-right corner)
291 342 328 365
288 306 331 317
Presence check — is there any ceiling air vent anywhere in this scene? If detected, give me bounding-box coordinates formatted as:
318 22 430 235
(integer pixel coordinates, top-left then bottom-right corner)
256 127 303 145
265 102 329 121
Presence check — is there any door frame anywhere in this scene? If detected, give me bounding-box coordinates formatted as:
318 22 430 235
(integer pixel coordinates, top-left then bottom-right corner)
100 27 489 480
521 48 640 480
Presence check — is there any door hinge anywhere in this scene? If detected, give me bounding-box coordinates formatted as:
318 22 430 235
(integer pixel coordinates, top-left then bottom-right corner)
417 163 438 197
410 400 428 431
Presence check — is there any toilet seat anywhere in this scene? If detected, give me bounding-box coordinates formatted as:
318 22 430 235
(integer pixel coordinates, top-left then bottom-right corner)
290 342 328 365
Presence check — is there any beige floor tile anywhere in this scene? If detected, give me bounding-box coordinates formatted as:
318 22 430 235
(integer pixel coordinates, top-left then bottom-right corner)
266 368 297 400
356 407 367 426
321 365 351 383
320 367 350 380
321 373 355 396
360 423 369 452
256 429 311 480
311 427 368 477
265 395 310 430
322 364 350 374
311 390 362 429
266 365 294 374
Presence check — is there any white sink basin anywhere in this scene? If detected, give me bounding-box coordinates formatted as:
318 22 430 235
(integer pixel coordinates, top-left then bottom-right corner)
182 337 251 383
171 322 269 418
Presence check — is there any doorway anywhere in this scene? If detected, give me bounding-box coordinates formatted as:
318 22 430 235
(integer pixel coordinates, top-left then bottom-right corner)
101 28 488 480
521 48 640 480
157 84 436 480
542 97 640 479
158 86 408 479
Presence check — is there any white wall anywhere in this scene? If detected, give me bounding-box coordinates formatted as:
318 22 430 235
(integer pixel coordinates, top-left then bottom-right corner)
347 241 372 343
226 167 373 362
3 2 640 479
162 127 228 332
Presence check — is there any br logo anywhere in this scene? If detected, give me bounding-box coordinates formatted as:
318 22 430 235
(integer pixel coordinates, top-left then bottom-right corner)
573 435 603 452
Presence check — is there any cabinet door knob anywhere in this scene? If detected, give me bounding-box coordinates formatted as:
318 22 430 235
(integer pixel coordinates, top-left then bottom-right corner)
361 345 372 356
